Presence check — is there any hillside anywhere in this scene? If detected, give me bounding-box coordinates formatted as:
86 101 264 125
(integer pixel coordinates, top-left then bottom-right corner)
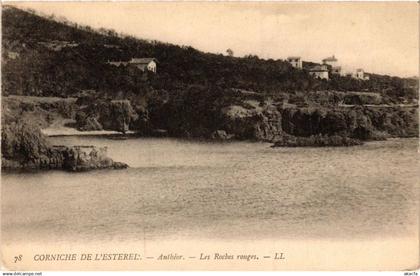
2 6 418 102
2 6 297 98
1 6 418 148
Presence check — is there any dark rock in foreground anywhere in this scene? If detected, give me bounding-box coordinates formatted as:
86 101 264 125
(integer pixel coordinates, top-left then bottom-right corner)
1 122 128 172
2 145 129 172
54 145 128 171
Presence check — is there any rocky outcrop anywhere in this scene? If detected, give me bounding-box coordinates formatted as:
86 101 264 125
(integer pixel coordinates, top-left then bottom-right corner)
220 100 282 141
280 106 418 140
53 145 128 171
78 116 103 131
1 122 128 171
2 95 77 129
2 121 51 161
76 99 138 133
217 100 418 147
2 145 128 171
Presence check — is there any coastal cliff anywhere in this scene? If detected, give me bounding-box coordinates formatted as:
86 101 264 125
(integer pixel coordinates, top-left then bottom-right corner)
216 100 418 146
1 122 128 171
2 93 418 149
219 101 282 141
1 6 418 153
75 98 138 133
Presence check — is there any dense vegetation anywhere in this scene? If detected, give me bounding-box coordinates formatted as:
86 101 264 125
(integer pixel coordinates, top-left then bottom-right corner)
1 6 418 150
1 121 51 162
2 6 418 104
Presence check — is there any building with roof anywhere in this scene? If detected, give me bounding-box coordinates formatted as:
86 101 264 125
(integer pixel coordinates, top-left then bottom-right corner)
353 68 369 80
309 65 329 80
287 56 302 69
107 58 157 73
129 58 157 73
322 55 342 75
322 55 338 66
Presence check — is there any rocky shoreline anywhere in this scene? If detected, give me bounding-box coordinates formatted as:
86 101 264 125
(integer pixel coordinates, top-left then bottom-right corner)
1 122 128 172
1 94 418 172
211 101 418 147
2 145 128 172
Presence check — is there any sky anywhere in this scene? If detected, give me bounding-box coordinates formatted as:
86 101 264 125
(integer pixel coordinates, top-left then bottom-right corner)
8 1 419 77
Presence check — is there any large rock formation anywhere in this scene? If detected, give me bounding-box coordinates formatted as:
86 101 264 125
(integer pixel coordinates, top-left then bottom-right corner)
54 145 128 171
280 106 418 140
2 96 77 129
1 122 128 171
216 99 418 146
76 99 138 133
220 100 282 141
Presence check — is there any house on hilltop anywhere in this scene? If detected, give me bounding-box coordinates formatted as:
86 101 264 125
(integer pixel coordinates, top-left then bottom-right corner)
322 55 338 66
353 68 369 80
287 56 302 69
129 58 157 73
107 58 157 73
322 55 342 75
309 65 329 80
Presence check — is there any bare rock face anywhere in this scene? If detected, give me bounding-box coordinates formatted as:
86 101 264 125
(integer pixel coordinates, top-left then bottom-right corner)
218 101 418 146
79 116 103 131
1 122 128 171
56 146 128 171
1 121 51 161
220 101 282 141
76 99 138 134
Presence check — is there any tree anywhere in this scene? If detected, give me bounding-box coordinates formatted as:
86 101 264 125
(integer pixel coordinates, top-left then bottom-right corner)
226 48 234 57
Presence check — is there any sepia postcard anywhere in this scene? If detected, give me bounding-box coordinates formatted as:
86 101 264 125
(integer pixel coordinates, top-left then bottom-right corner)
0 1 419 271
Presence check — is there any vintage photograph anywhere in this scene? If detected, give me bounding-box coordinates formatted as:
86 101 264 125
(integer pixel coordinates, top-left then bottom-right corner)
1 1 419 271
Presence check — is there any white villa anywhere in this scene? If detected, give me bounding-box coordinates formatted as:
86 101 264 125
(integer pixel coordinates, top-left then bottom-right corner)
353 68 369 80
287 56 302 69
309 65 329 80
290 54 370 81
322 55 342 75
108 58 157 73
130 58 157 73
322 55 338 67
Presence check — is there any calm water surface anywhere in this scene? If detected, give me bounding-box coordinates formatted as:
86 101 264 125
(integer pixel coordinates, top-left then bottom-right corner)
1 137 418 245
